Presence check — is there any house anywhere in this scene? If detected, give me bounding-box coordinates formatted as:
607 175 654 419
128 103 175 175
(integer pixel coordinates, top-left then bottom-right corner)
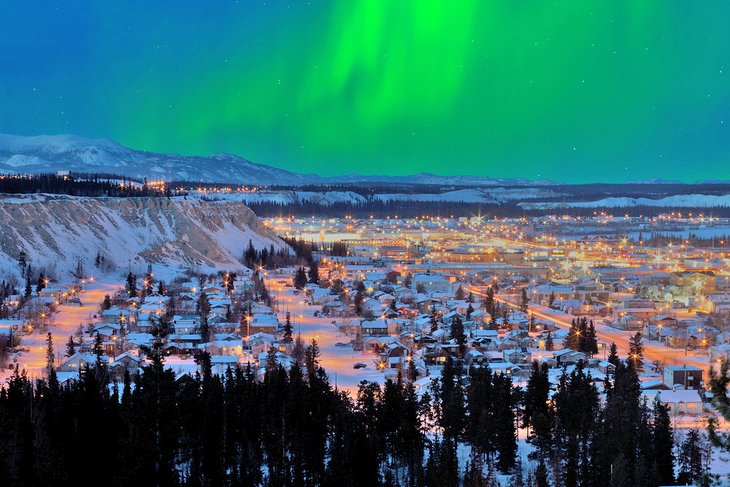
309 287 332 305
554 349 586 365
360 318 389 337
423 344 450 365
412 273 450 293
503 348 532 364
172 317 199 335
381 342 412 369
109 352 143 381
663 365 703 390
464 350 488 368
248 314 279 335
471 329 499 351
643 389 703 415
670 271 716 294
58 352 99 373
616 313 645 331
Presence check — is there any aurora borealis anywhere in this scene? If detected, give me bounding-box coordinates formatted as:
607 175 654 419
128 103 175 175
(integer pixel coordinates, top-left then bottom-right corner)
1 1 729 182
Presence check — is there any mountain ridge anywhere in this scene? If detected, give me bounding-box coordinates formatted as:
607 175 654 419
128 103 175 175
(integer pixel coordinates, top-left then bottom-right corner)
0 133 554 187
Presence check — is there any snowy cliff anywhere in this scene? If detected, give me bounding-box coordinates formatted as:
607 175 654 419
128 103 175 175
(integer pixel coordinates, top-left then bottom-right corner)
0 195 284 277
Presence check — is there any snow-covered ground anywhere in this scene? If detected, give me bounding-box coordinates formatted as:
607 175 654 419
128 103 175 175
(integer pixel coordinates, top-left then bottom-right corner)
1 280 118 382
267 274 385 395
520 193 730 209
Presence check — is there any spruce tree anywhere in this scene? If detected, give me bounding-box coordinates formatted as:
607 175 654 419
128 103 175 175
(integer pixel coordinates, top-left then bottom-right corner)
304 339 320 377
45 332 54 370
294 267 308 289
607 342 620 367
65 335 77 357
282 312 293 343
450 316 467 358
126 272 137 297
652 399 674 486
520 288 529 312
677 429 708 485
353 290 364 316
308 260 320 285
545 332 554 351
629 332 644 372
455 285 465 301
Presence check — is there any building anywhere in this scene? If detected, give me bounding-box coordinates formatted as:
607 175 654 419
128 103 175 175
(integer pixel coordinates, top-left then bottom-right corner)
662 365 703 390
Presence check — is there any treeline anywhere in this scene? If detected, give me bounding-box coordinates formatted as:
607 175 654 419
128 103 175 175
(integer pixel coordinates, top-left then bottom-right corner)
0 346 714 486
0 173 173 197
246 199 730 219
641 232 730 248
247 200 497 218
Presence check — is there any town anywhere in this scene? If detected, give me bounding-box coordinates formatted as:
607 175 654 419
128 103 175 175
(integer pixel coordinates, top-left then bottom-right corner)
2 213 730 484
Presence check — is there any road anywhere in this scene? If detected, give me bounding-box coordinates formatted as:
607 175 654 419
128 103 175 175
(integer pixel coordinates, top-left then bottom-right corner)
468 286 713 381
266 273 387 397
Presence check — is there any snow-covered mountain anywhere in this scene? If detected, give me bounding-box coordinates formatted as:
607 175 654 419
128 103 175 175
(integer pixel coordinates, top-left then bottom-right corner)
0 134 317 185
0 195 284 279
0 134 553 186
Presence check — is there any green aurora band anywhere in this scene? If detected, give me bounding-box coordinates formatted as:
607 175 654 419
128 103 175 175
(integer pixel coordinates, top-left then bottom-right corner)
1 1 729 182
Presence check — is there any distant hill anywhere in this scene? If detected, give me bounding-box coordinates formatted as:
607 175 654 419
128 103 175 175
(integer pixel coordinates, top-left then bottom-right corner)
0 133 552 187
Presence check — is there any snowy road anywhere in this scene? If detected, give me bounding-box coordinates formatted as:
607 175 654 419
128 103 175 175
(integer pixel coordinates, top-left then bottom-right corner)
5 281 118 381
267 274 387 397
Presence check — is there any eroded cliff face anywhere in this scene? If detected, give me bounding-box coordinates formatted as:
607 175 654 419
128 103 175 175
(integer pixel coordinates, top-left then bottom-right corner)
0 195 284 276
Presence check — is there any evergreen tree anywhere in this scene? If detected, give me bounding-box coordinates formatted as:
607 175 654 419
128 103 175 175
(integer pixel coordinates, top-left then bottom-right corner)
353 290 364 316
294 267 308 289
308 260 320 285
65 335 77 357
455 285 465 301
92 331 104 363
37 272 47 293
534 459 549 487
524 362 552 458
677 430 708 485
304 339 320 377
607 342 620 367
493 372 517 472
437 355 466 442
520 288 529 312
45 332 54 370
244 239 257 268
126 272 137 297
629 332 644 372
282 312 293 342
565 319 580 350
483 286 495 316
197 292 211 343
653 399 675 486
450 315 467 359
544 332 554 351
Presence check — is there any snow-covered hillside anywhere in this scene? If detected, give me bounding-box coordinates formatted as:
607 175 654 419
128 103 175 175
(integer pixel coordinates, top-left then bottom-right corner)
198 190 368 206
373 189 499 204
0 195 284 279
194 187 565 206
520 194 730 209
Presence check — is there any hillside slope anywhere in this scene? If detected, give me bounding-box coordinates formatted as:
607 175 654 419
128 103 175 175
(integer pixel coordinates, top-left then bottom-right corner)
0 195 283 278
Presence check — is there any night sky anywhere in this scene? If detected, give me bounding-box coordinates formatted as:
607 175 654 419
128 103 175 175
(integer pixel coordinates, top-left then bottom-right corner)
1 1 729 182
